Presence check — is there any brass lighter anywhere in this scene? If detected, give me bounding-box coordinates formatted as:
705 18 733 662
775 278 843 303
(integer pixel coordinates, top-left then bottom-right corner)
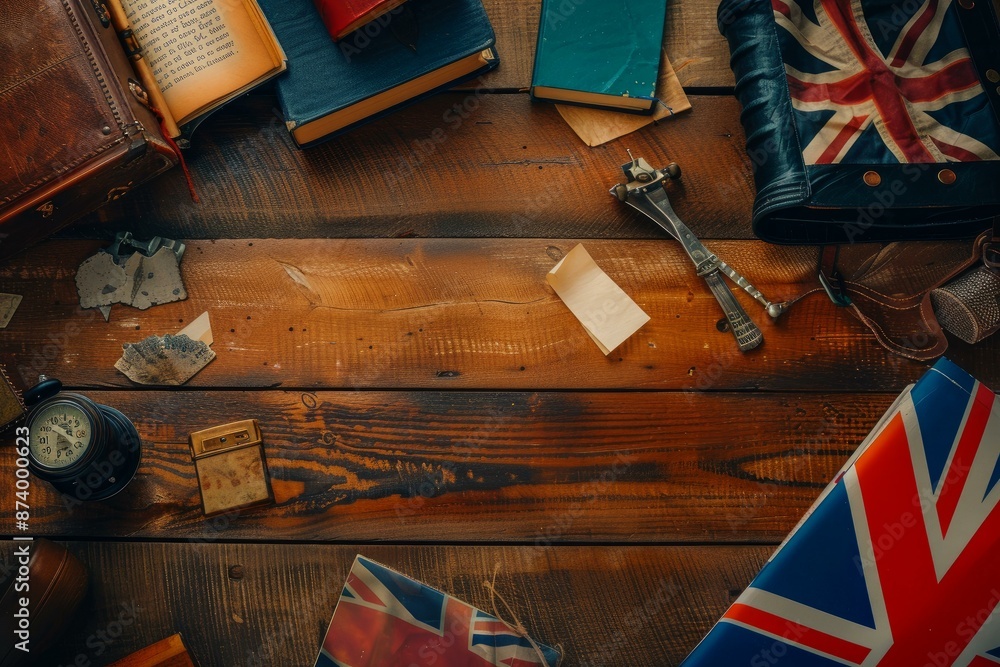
189 419 274 516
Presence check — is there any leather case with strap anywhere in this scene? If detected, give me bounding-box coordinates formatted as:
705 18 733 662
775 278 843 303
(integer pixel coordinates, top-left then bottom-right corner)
816 221 999 360
718 0 1000 244
0 0 179 260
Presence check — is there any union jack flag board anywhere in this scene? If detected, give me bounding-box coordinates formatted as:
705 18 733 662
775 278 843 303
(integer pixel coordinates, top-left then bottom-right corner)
681 358 1000 666
314 556 561 667
773 0 1000 164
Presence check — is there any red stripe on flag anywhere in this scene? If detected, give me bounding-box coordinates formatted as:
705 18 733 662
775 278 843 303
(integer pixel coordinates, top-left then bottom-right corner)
816 114 869 164
970 656 1000 666
346 572 385 606
724 603 871 664
929 136 984 162
787 71 872 106
897 58 981 103
819 0 936 162
474 620 514 633
937 383 995 535
856 412 1000 664
890 0 938 67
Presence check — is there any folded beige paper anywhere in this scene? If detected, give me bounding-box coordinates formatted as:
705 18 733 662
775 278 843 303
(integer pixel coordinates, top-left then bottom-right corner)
555 50 692 147
547 244 651 355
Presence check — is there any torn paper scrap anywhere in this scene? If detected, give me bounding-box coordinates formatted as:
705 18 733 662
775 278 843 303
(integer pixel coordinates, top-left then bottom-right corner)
556 50 691 147
76 239 187 316
76 251 127 309
0 294 22 328
547 244 650 354
115 312 215 385
178 310 213 345
121 247 187 310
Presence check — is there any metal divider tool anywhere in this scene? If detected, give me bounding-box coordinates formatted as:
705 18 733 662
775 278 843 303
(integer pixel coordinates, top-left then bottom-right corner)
611 153 787 352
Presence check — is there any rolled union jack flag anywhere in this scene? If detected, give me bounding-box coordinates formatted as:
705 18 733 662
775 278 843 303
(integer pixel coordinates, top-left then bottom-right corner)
314 556 562 667
772 0 1000 165
681 358 1000 666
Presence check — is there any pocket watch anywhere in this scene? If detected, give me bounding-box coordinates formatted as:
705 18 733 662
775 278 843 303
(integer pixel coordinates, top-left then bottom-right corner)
24 377 141 501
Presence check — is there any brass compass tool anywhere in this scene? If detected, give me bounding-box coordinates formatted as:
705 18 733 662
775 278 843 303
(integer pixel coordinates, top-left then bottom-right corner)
611 153 786 352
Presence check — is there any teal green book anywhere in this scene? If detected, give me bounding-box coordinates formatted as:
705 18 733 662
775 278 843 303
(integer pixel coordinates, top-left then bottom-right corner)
530 0 667 114
257 0 499 147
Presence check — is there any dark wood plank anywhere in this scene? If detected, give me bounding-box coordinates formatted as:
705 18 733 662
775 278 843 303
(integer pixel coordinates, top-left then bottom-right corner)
6 390 891 542
70 94 757 240
1 541 768 667
3 238 994 392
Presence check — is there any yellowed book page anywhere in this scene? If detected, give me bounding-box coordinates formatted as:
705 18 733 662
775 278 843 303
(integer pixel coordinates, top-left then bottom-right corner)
556 50 691 147
121 0 282 125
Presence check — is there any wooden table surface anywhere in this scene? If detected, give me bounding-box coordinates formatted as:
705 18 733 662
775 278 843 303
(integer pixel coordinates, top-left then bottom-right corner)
3 1 998 665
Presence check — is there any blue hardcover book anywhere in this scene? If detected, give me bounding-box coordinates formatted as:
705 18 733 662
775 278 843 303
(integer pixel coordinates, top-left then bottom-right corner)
530 0 667 114
681 358 1000 666
257 0 498 147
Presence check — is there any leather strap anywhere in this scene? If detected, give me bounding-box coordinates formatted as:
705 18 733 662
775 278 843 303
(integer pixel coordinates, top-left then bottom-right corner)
986 215 1000 269
819 236 990 360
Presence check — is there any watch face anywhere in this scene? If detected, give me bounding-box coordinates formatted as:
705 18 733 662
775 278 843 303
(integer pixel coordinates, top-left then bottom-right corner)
29 401 93 470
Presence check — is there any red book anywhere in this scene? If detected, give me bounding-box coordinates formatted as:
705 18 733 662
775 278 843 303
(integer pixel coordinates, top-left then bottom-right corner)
313 0 409 41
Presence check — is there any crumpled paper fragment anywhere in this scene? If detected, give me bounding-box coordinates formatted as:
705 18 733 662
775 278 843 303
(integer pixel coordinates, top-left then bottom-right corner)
76 244 186 318
115 312 215 385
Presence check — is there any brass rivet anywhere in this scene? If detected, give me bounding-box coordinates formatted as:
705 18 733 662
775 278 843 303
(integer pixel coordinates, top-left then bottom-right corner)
101 125 111 135
988 69 1000 83
938 169 957 185
958 0 974 8
863 171 881 187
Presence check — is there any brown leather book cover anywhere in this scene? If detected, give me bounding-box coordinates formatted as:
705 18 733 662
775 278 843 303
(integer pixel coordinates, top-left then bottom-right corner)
0 0 178 260
313 0 409 40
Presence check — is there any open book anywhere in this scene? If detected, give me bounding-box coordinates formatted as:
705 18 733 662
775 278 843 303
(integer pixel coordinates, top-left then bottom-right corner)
119 0 286 135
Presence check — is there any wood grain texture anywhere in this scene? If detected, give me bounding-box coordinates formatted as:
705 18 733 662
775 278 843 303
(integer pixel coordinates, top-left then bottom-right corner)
1 541 768 667
3 390 890 542
3 239 995 392
69 94 757 241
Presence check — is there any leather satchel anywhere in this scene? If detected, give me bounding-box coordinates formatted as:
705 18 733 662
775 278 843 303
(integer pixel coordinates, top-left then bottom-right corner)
718 0 1000 244
0 0 179 260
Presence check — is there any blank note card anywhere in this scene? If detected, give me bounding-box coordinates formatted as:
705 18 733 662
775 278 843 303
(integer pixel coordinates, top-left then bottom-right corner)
547 244 651 355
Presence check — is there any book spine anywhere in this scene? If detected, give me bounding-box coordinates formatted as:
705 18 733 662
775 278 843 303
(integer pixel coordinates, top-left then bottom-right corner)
104 0 182 138
529 0 549 92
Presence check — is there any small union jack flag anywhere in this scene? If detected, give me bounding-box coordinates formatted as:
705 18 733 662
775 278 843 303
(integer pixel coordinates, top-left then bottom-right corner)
682 358 1000 666
314 556 561 667
772 0 1000 164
